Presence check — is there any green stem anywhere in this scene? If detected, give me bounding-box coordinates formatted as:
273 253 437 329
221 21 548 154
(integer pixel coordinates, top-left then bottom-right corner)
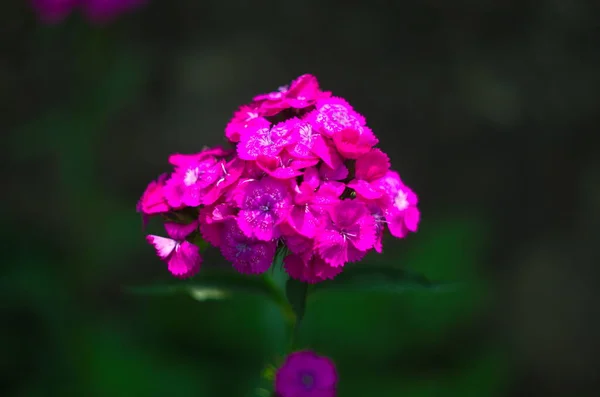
284 280 309 353
285 309 297 353
262 273 296 353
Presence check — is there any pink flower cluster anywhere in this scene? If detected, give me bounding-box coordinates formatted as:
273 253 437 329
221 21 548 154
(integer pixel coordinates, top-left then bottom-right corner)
138 74 420 283
30 0 145 24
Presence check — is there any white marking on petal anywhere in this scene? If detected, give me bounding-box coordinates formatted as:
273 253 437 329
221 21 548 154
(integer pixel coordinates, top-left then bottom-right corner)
184 167 199 186
394 190 409 211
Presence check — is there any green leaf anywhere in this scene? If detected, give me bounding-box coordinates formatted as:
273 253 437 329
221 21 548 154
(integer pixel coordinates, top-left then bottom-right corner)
309 264 454 296
125 268 287 308
285 279 308 324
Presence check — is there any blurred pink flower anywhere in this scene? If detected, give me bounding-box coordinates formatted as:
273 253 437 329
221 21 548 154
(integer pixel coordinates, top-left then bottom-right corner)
30 0 146 24
275 350 337 397
31 0 79 23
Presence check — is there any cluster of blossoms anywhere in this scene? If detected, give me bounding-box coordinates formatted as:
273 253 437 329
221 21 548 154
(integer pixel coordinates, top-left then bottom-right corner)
274 350 337 397
138 74 420 283
30 0 145 24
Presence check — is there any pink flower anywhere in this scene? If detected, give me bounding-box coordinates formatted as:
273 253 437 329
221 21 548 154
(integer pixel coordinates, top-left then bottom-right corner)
30 0 145 24
365 203 385 253
284 74 331 109
30 0 79 23
163 156 220 208
373 171 420 238
146 222 201 278
256 155 303 180
253 85 290 116
310 134 343 170
306 97 366 137
285 119 321 161
315 200 376 267
219 220 276 274
347 148 390 199
284 252 343 284
82 0 146 24
287 181 340 238
199 157 245 206
301 166 321 189
254 86 288 102
280 222 313 256
256 151 319 180
318 162 348 182
275 350 337 397
331 127 378 160
243 157 267 175
169 147 233 167
137 173 169 215
198 202 237 248
253 74 330 116
237 119 296 161
235 177 292 241
225 105 262 143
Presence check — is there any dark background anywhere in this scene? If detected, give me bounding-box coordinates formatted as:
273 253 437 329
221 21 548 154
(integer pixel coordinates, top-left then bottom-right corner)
2 1 599 396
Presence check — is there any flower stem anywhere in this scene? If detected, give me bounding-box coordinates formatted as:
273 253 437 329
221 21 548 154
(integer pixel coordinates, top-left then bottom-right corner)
284 279 308 352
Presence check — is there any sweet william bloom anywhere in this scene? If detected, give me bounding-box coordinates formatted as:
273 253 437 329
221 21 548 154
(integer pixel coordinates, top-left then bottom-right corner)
301 167 321 189
253 74 331 116
373 171 421 238
30 0 145 24
365 203 386 253
168 146 233 167
347 148 390 199
235 177 292 241
280 222 313 256
318 162 348 182
285 118 342 172
198 202 237 248
287 181 340 238
225 105 262 143
137 173 169 215
163 156 220 208
306 97 365 138
237 119 296 160
253 85 290 116
275 350 337 397
82 0 146 24
200 157 245 206
316 200 376 267
146 222 201 278
285 252 343 284
220 220 276 274
309 134 343 171
30 0 79 23
255 155 303 180
256 152 319 180
331 126 378 160
284 119 320 161
284 74 332 109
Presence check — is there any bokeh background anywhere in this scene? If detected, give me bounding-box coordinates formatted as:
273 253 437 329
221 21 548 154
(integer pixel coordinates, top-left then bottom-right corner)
3 1 600 396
